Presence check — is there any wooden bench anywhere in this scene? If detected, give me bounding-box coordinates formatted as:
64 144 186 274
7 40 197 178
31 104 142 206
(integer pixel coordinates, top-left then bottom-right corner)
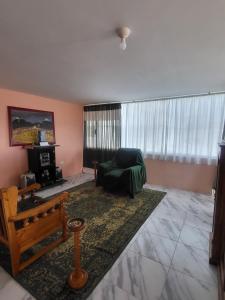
0 183 68 276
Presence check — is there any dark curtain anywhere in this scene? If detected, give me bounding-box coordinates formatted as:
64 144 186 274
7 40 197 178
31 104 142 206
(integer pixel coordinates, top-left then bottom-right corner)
83 103 121 168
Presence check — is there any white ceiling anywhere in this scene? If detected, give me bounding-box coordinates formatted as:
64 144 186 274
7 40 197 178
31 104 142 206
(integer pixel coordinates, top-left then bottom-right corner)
0 0 225 104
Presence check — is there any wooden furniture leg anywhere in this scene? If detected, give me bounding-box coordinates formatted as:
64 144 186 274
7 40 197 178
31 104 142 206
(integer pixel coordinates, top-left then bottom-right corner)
67 218 88 289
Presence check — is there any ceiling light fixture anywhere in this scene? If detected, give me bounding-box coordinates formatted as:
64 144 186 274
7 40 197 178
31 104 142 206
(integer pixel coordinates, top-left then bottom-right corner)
116 27 131 50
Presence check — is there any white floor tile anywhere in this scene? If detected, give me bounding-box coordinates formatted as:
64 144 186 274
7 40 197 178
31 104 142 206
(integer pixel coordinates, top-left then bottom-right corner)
145 216 183 241
36 173 94 198
180 224 210 252
153 204 186 226
160 268 217 300
88 280 138 300
129 231 177 266
185 212 213 232
171 243 217 286
0 267 34 300
109 250 169 300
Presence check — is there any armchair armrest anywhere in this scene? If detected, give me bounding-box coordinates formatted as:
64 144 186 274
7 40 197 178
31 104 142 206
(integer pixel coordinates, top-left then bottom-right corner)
123 165 145 178
9 192 68 222
97 160 116 186
123 164 147 198
18 183 41 196
124 165 143 172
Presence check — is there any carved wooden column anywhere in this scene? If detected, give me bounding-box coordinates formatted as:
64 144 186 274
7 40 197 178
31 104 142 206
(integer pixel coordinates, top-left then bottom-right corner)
67 218 88 289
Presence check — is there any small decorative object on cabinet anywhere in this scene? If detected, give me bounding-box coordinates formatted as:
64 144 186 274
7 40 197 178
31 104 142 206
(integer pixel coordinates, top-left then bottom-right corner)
209 142 225 300
20 171 36 188
24 145 65 188
56 167 63 181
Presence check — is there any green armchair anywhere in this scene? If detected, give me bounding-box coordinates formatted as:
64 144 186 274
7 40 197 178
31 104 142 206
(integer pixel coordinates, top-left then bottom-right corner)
96 148 146 198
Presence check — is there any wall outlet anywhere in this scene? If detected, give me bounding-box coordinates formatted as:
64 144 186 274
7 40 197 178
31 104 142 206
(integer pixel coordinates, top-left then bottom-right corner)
60 161 64 165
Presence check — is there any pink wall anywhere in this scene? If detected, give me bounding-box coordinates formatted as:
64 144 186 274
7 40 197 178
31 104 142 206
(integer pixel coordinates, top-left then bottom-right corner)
145 159 217 194
0 88 83 188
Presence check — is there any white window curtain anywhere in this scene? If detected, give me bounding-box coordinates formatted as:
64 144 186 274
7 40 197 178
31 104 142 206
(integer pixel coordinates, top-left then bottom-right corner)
121 94 225 164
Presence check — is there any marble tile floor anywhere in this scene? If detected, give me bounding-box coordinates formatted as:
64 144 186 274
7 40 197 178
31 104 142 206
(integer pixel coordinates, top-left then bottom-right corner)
36 172 94 198
0 175 218 300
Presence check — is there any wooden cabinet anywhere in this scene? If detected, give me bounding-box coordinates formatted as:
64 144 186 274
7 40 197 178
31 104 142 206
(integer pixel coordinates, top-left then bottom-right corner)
210 143 225 300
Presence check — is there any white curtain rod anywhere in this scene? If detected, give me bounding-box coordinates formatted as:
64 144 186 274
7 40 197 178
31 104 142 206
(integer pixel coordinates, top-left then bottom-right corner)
84 90 225 107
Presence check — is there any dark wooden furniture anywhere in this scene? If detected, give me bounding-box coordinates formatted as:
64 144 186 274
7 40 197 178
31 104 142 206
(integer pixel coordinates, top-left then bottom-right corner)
67 218 88 289
209 143 225 300
25 145 62 187
92 160 98 182
0 183 68 276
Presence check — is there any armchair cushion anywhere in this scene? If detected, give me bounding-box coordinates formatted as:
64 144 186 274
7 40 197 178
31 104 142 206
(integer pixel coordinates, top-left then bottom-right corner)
105 169 124 178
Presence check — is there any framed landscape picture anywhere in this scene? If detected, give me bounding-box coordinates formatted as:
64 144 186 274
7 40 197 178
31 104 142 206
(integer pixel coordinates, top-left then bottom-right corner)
8 106 56 146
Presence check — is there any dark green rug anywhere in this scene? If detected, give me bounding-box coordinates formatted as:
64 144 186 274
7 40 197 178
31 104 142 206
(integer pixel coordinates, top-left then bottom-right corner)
0 181 166 300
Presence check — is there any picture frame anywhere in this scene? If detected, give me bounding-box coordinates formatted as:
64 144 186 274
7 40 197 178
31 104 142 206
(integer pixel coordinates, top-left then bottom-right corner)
8 106 56 146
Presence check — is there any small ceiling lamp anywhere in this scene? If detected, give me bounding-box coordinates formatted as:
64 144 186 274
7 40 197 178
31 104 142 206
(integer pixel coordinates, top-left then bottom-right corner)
117 27 131 50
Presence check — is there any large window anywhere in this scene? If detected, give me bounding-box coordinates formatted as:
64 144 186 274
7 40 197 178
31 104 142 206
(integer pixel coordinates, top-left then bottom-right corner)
121 94 225 164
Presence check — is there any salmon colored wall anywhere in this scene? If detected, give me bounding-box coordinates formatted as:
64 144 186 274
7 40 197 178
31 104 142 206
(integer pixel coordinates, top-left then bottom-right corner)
0 88 83 188
145 159 217 194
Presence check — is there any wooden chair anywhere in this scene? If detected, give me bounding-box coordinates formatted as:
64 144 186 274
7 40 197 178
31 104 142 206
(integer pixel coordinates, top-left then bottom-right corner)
0 183 68 276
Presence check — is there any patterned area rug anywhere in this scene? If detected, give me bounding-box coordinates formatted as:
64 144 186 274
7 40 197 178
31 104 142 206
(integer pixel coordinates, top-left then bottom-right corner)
0 181 166 300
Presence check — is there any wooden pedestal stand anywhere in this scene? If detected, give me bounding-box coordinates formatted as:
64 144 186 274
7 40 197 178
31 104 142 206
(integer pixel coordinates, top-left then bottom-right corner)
67 218 88 289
